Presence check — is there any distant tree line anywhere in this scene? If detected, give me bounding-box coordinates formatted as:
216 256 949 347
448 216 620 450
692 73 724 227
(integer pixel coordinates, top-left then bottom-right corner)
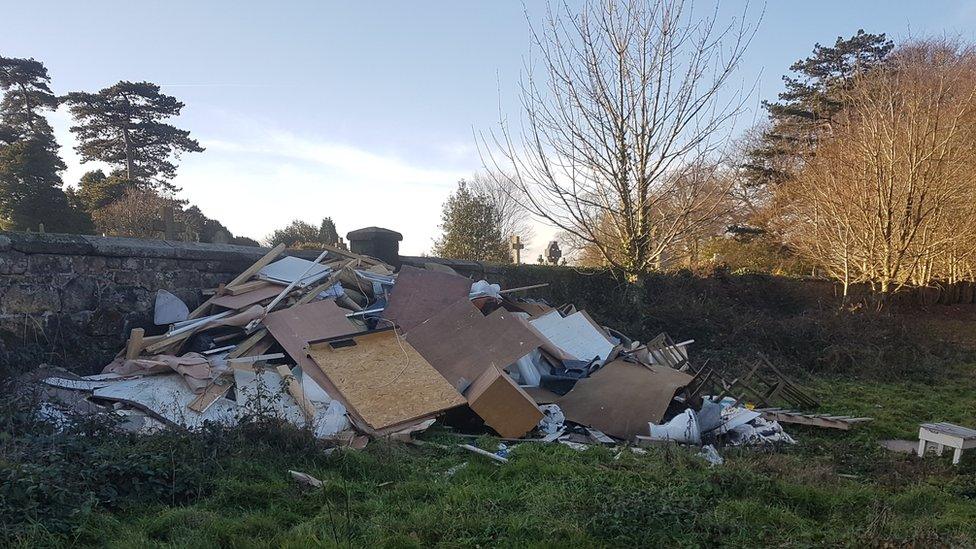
0 54 257 245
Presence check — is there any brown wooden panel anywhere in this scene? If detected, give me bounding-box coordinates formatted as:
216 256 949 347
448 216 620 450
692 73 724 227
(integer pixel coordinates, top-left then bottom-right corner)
406 299 544 389
557 360 693 440
382 265 472 333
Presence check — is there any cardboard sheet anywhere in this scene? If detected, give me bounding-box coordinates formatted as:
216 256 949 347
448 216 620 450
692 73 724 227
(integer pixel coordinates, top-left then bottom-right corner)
530 310 615 362
406 299 544 390
382 265 472 332
306 330 466 433
263 299 362 425
464 365 543 438
556 360 693 440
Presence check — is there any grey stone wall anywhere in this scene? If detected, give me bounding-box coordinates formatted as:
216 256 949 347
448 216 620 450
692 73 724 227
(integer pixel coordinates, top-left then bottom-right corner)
0 232 508 375
0 232 322 374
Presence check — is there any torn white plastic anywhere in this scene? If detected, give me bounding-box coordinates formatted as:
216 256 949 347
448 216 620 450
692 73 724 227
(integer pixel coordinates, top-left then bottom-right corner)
92 374 238 429
697 444 724 466
233 367 308 427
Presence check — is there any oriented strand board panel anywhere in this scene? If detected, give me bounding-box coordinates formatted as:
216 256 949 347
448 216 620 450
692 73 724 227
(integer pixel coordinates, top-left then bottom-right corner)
210 285 282 310
382 265 472 332
406 299 544 390
465 365 543 438
307 330 466 432
264 299 361 424
557 360 693 440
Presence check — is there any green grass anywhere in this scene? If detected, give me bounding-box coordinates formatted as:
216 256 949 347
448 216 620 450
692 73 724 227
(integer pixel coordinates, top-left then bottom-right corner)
4 366 976 548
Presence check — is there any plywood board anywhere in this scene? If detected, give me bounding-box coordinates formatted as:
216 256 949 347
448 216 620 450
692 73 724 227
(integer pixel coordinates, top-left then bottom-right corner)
530 310 615 362
406 299 544 390
307 330 466 433
556 360 693 440
382 265 472 332
263 299 365 427
210 285 282 310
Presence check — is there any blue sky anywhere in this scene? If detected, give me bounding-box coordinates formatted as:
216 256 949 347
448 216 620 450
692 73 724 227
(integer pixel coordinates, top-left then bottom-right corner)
3 1 976 256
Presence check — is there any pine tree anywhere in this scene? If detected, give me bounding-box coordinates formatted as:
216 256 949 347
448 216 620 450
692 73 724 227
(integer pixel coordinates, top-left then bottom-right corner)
318 217 339 246
73 169 134 211
432 180 510 262
0 55 92 233
64 81 204 193
744 31 894 188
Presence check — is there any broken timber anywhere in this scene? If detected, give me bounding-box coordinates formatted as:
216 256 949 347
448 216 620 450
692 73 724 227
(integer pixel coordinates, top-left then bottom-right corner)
756 408 873 431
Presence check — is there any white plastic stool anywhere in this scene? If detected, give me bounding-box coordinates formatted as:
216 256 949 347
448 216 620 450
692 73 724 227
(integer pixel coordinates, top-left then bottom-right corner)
918 422 976 465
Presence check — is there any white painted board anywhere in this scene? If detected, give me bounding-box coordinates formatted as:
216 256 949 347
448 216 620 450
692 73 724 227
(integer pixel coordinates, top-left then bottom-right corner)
258 256 332 287
530 311 615 362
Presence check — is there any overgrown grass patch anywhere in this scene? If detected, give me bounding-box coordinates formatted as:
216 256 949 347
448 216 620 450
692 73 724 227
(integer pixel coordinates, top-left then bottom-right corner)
4 340 976 546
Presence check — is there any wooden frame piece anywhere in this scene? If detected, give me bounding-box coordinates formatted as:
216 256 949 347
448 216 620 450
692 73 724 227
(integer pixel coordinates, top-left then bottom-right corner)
187 243 286 320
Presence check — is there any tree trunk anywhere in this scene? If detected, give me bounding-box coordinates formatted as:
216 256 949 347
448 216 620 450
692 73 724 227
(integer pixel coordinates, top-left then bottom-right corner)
122 127 135 182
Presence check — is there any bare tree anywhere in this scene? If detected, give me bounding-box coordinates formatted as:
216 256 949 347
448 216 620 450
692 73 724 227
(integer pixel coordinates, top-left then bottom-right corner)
781 40 976 294
481 0 756 277
467 171 536 244
91 187 183 238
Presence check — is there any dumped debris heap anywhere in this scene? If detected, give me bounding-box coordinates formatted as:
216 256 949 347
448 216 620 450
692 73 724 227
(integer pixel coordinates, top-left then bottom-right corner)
34 244 863 454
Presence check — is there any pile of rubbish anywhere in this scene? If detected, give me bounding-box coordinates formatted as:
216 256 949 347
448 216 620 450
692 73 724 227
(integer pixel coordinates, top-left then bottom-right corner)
30 244 872 458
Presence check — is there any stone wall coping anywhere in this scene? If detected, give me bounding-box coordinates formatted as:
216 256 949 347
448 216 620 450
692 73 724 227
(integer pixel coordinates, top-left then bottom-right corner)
0 231 323 261
0 232 514 274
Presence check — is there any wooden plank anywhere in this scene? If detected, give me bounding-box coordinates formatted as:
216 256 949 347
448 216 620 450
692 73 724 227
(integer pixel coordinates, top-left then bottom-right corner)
295 270 345 306
307 329 466 433
276 365 316 420
227 329 268 359
224 280 274 296
187 243 286 319
226 353 284 364
187 378 233 413
760 410 873 431
498 283 550 295
125 328 144 359
143 331 192 355
210 285 282 310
